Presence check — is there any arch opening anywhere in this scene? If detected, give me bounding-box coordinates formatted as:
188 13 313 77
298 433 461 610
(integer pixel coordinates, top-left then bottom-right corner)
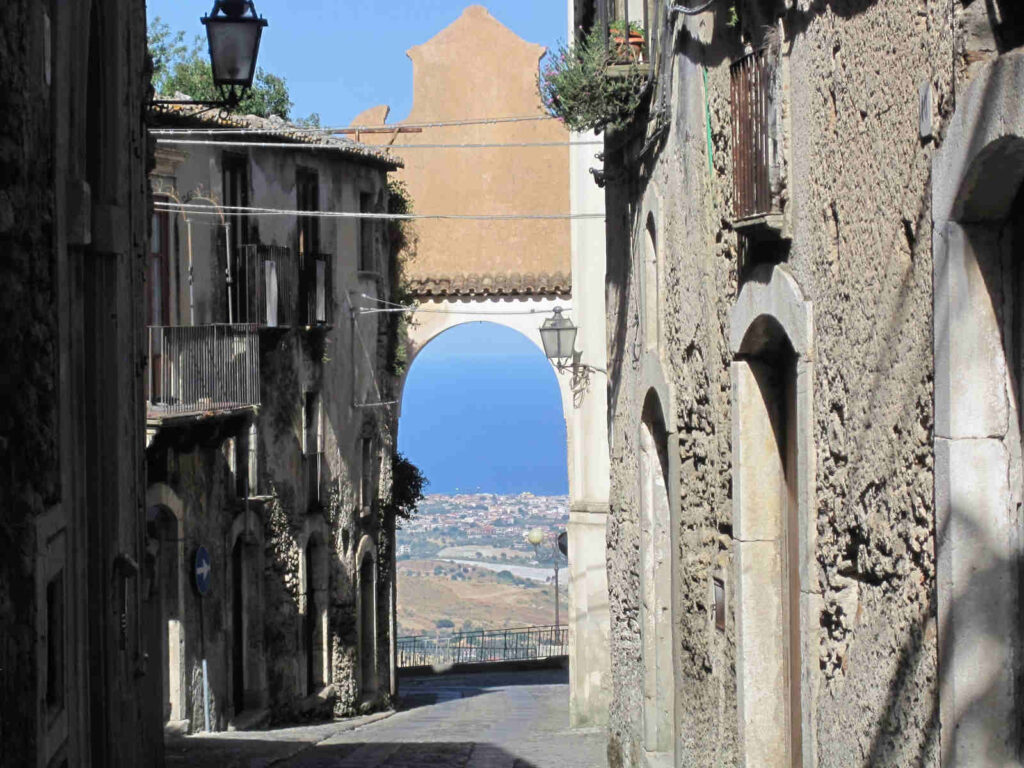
639 390 673 755
731 265 812 768
303 532 329 695
935 104 1024 763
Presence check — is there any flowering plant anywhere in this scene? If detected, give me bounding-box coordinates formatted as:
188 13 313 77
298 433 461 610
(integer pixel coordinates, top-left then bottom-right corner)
537 27 647 133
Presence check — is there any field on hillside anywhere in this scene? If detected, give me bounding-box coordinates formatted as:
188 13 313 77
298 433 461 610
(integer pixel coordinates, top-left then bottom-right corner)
396 559 568 637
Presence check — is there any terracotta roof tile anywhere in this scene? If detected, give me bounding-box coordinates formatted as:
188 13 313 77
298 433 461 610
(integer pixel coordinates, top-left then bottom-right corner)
148 99 402 169
407 271 571 298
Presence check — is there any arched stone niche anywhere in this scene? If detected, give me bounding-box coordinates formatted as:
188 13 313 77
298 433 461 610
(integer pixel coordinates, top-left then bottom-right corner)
932 49 1024 767
298 515 330 694
729 264 817 768
145 483 187 727
639 389 674 758
226 510 266 714
355 534 378 697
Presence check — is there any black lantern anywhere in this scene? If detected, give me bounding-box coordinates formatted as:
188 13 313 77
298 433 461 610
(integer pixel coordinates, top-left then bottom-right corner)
202 0 268 104
540 307 578 365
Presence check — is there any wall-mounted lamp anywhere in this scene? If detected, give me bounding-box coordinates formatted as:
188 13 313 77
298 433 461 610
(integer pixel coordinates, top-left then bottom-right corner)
152 0 268 111
539 307 604 379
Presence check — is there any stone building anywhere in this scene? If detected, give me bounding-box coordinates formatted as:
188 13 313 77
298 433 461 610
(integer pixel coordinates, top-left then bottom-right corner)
144 105 401 732
567 0 1023 766
0 0 162 766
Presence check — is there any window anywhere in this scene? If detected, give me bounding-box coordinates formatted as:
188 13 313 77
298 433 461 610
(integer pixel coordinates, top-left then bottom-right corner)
360 437 374 515
45 571 65 715
303 392 322 508
359 192 375 272
730 47 782 223
223 154 250 323
298 170 327 325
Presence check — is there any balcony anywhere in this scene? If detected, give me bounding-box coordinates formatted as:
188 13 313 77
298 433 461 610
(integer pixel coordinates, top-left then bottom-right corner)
730 47 784 231
146 324 260 421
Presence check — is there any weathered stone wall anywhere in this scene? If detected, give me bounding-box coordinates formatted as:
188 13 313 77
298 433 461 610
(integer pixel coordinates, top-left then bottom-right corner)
1 0 158 765
0 2 57 763
601 1 977 766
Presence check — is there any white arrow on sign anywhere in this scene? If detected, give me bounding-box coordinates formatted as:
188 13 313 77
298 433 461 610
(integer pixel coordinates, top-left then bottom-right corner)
196 558 211 580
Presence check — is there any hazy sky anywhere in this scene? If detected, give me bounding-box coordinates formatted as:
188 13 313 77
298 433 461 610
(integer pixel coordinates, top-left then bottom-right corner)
146 0 568 127
398 323 568 496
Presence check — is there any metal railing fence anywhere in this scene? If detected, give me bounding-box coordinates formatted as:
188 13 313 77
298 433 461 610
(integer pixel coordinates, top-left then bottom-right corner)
397 624 567 668
147 324 260 416
730 47 777 221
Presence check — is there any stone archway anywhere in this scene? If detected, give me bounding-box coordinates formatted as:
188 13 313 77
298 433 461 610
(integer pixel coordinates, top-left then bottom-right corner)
730 264 816 768
932 50 1024 767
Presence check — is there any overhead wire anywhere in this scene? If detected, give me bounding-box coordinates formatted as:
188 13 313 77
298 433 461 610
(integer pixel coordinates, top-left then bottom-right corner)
151 201 604 222
357 294 571 318
344 291 397 410
154 138 601 150
148 114 559 136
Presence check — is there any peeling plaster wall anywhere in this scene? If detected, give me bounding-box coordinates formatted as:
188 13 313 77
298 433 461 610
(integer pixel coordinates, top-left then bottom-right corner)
600 1 984 766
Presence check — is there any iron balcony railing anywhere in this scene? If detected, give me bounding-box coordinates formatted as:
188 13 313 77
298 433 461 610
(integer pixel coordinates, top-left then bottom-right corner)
588 0 656 67
147 324 260 417
730 47 779 221
396 624 568 669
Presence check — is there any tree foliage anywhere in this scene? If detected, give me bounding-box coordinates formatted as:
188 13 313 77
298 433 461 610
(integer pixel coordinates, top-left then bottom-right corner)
382 452 427 529
148 17 297 120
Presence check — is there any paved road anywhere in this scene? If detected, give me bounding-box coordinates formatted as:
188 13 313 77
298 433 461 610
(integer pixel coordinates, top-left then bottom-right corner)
165 667 607 768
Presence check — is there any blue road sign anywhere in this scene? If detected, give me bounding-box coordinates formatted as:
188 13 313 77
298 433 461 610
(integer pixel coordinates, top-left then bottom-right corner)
195 546 212 596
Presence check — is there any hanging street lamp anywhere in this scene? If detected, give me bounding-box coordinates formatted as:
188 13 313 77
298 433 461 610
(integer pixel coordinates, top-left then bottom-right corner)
152 0 269 111
202 0 268 106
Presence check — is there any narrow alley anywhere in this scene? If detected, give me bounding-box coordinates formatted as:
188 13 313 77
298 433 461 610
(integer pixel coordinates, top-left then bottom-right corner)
166 668 606 768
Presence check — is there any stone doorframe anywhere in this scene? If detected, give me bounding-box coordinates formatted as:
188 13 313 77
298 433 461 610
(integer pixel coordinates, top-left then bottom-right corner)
145 483 188 729
729 264 819 768
932 50 1024 767
226 509 267 713
298 515 331 693
355 533 378 696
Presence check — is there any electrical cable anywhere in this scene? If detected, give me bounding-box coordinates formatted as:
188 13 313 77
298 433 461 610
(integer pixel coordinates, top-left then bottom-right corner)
154 138 601 151
151 201 604 222
148 114 558 136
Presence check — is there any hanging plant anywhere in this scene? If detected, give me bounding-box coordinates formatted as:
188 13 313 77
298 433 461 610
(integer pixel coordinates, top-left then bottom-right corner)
608 20 647 63
538 26 648 133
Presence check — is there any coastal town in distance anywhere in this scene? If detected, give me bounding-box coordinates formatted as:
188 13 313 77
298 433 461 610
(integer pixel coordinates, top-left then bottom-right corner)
395 493 569 637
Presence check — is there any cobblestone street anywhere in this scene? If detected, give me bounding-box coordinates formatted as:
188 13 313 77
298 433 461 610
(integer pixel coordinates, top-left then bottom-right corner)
165 668 607 768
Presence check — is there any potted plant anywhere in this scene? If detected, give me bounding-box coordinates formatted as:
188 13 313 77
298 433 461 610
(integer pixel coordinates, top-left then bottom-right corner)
609 20 646 63
537 27 647 133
